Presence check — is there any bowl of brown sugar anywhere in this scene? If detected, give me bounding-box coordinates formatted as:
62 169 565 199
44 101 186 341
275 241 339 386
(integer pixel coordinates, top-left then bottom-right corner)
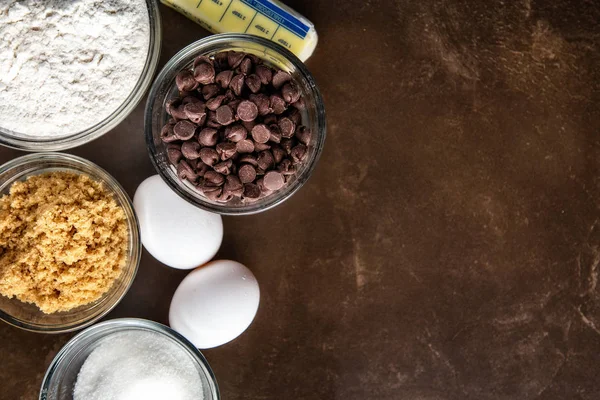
0 153 141 333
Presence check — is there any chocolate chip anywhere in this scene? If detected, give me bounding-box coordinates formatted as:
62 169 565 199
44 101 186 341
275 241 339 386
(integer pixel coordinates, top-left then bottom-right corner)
268 124 282 143
202 84 220 100
160 123 178 143
214 52 229 69
225 124 247 142
282 82 301 104
238 164 256 183
229 185 244 199
291 144 308 163
263 171 285 191
254 142 271 151
280 138 295 154
176 70 199 92
177 160 198 182
216 142 237 160
242 120 256 132
171 104 188 120
195 161 211 177
278 117 295 138
236 100 258 122
203 185 222 201
200 147 219 166
291 97 306 110
238 154 258 166
166 98 181 116
224 89 236 102
215 70 234 88
256 177 271 195
236 139 255 154
227 51 245 68
251 124 271 144
271 145 285 164
194 62 215 85
296 126 312 145
215 105 235 125
193 55 213 68
182 95 202 105
255 64 272 85
184 102 206 125
245 74 261 93
198 128 219 146
247 54 261 64
181 95 202 105
269 94 286 114
206 111 221 128
272 70 291 89
228 99 241 111
249 93 271 116
167 144 183 164
224 174 243 194
204 170 225 186
173 120 197 140
206 95 226 111
239 57 252 75
217 191 234 203
181 140 202 160
243 183 261 199
286 108 302 125
229 74 245 96
263 114 277 125
277 158 296 175
213 159 233 175
257 150 274 170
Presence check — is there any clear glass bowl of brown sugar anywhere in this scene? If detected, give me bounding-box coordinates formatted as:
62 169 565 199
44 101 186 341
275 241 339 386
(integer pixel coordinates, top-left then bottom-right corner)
0 153 141 333
145 34 326 215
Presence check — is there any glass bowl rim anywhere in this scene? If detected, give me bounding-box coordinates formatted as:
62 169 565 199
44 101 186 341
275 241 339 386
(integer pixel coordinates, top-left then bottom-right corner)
39 318 221 400
0 152 142 333
144 33 326 216
0 0 162 152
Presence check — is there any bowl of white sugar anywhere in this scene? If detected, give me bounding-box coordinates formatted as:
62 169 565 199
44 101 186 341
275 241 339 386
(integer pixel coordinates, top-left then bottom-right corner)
40 318 220 400
0 0 161 151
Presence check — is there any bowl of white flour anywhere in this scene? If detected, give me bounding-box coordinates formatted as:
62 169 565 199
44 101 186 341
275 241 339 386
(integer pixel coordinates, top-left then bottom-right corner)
0 0 161 151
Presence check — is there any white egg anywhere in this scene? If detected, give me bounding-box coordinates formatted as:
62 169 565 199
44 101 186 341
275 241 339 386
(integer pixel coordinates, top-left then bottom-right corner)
169 260 260 349
133 175 223 269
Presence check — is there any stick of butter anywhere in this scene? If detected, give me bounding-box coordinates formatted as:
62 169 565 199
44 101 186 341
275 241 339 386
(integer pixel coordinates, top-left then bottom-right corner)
161 0 318 61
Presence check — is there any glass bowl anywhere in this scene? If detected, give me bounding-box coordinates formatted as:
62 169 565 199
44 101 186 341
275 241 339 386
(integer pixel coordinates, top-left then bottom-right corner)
145 33 326 215
0 0 162 152
40 318 220 400
0 153 141 333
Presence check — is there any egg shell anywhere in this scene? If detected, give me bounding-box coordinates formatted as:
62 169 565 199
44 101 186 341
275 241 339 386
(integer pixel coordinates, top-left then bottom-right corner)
169 260 260 349
133 175 223 269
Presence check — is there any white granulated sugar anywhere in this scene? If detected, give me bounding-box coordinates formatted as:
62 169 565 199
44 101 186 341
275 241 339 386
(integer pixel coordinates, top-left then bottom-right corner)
0 0 150 138
74 330 205 400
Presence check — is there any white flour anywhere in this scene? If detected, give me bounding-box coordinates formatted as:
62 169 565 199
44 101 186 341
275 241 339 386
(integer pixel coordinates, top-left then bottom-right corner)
0 0 150 138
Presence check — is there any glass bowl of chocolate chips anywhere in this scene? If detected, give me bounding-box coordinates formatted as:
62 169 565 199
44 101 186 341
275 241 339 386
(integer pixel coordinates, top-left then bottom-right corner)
145 33 326 215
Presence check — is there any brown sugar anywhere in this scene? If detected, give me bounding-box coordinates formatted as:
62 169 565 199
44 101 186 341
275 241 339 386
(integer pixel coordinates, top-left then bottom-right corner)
0 172 128 313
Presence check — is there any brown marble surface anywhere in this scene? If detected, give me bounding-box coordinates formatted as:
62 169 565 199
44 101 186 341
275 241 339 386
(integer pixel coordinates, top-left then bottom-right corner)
2 1 600 399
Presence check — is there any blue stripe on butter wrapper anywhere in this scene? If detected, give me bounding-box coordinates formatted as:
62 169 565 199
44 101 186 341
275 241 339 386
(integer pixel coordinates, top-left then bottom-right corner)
240 0 309 38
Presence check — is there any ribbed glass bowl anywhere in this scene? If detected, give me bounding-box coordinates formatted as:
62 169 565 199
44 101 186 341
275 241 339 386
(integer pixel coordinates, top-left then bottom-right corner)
40 319 220 400
145 33 326 215
0 0 162 151
0 153 141 333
